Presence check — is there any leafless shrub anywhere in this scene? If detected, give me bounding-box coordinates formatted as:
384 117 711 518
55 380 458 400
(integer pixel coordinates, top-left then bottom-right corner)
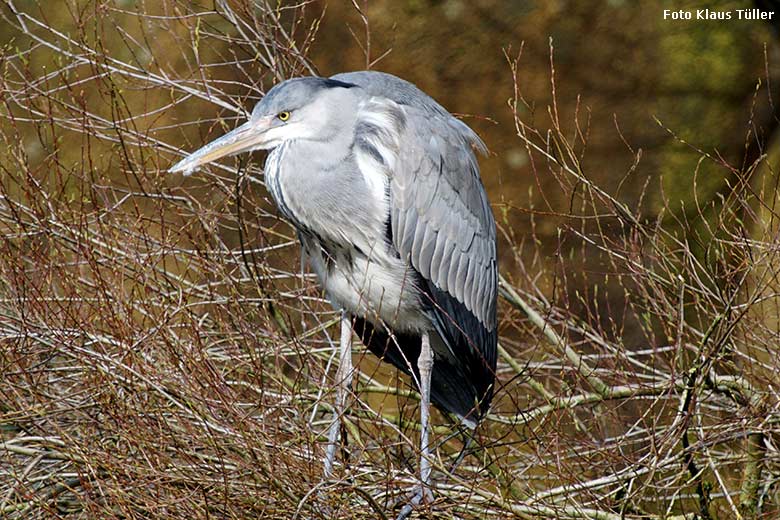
489 44 780 519
0 2 778 519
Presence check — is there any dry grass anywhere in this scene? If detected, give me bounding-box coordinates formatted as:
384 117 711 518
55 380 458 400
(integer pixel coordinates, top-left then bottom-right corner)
1 2 779 519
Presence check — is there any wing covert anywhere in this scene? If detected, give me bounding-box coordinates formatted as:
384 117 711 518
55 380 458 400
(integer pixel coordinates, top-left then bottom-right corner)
352 94 497 331
396 107 496 331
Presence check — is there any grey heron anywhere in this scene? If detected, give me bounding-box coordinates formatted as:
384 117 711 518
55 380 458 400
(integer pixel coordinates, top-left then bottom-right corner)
170 71 498 515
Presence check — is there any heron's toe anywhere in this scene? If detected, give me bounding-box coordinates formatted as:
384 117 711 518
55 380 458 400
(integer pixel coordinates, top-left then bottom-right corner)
395 485 434 520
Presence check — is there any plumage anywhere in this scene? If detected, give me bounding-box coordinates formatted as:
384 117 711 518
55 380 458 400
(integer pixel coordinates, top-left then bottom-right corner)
429 230 449 292
170 71 498 510
334 71 497 410
444 251 459 304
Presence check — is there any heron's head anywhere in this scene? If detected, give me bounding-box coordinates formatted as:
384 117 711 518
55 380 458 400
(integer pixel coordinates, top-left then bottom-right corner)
170 77 358 175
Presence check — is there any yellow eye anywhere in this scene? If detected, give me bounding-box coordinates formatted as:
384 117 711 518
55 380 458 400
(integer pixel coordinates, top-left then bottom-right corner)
278 111 290 121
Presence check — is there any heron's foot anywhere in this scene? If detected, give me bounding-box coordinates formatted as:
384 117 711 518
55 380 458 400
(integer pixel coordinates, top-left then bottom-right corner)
395 485 434 520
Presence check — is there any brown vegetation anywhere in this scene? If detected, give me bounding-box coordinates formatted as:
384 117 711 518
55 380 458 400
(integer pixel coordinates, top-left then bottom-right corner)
1 1 778 519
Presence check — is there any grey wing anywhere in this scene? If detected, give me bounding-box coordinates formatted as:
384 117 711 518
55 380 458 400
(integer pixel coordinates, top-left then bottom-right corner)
394 107 497 330
334 72 496 330
346 74 499 418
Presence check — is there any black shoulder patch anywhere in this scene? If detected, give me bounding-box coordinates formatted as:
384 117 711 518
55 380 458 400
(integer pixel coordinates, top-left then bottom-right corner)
319 78 357 89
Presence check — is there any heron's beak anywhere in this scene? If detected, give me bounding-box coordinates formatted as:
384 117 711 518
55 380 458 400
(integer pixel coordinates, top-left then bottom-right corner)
169 116 274 175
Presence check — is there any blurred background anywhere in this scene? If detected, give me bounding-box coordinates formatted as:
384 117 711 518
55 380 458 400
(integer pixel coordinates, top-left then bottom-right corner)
312 0 780 349
1 1 779 518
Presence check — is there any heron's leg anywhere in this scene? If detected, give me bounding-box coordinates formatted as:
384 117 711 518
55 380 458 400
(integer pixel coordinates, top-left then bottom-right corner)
418 330 434 491
324 310 353 478
396 331 435 520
